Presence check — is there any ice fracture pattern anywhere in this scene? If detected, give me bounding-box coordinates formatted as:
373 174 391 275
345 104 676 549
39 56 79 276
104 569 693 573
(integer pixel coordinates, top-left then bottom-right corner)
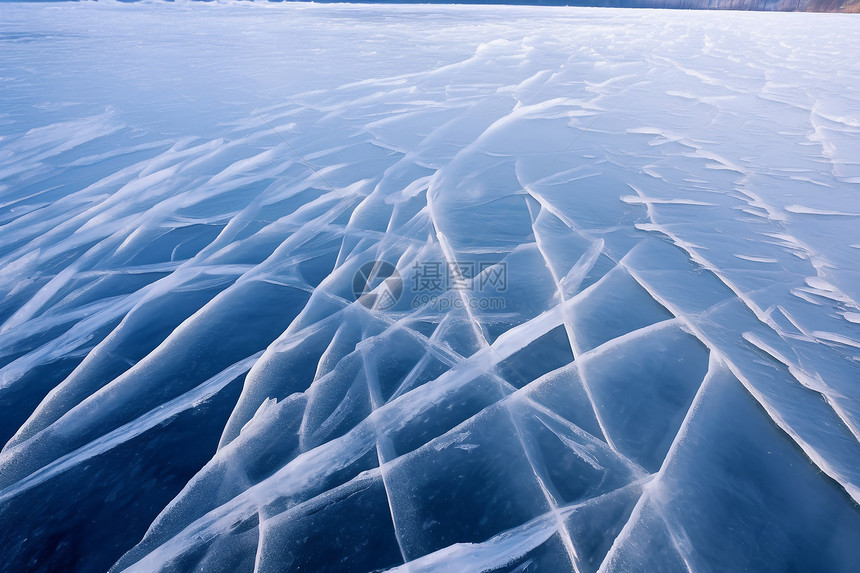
1 3 860 572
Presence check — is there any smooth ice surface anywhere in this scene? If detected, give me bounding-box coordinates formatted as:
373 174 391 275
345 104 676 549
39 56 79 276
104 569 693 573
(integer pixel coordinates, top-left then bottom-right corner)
1 3 860 572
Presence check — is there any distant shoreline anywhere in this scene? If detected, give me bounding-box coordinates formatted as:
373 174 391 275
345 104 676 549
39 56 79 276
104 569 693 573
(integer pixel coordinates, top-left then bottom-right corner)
1 0 859 14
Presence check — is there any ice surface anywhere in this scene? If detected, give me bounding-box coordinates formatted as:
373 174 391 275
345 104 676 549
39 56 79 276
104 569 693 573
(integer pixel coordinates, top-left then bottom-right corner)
1 3 859 572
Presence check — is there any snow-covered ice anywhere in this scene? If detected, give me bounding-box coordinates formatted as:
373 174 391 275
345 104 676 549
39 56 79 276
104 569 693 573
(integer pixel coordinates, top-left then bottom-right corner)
1 2 859 571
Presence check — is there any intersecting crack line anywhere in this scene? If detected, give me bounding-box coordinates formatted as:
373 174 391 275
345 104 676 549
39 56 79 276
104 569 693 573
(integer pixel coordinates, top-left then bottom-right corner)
524 194 623 456
254 111 379 232
629 186 859 440
596 353 723 573
358 341 412 566
112 302 676 571
623 263 860 506
381 479 653 573
460 112 602 249
506 405 584 573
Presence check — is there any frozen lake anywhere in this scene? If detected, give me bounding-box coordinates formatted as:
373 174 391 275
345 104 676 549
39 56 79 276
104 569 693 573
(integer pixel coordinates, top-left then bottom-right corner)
1 3 859 571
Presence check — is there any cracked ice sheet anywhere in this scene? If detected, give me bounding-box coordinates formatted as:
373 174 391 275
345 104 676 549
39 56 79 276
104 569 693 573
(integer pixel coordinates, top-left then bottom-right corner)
1 2 859 572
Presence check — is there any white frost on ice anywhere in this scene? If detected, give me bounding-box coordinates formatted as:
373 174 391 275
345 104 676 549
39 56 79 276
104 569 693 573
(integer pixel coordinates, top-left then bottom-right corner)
0 3 859 573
